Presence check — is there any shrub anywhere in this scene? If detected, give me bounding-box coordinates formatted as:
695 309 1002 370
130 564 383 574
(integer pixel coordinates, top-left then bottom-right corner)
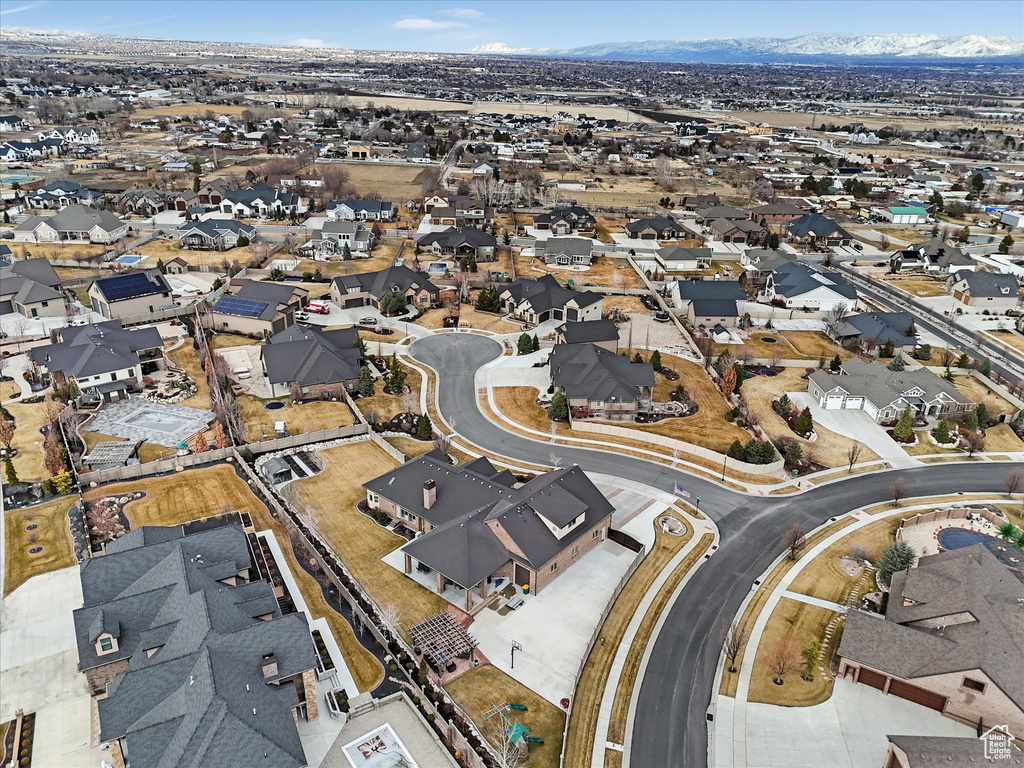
784 440 803 465
893 406 913 440
794 407 814 436
932 418 951 444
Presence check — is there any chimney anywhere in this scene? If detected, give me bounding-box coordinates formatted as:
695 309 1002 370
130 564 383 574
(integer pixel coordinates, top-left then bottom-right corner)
261 652 278 679
423 480 436 510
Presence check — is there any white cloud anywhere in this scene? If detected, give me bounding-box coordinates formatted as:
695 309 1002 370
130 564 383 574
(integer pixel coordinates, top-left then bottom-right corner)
438 8 485 19
0 2 44 16
392 18 469 30
290 37 326 47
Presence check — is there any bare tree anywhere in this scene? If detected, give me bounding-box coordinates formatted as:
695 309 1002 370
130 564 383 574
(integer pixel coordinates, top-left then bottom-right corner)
767 637 795 685
11 315 32 353
484 713 528 768
823 305 849 338
0 418 14 452
722 621 749 673
782 521 806 561
939 347 955 368
378 602 402 634
846 442 863 473
654 155 675 192
964 431 984 458
889 477 909 507
1005 468 1024 498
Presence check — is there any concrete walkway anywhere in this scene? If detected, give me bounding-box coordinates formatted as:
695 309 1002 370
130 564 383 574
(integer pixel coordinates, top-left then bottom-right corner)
0 351 33 402
713 497 1006 768
782 591 848 613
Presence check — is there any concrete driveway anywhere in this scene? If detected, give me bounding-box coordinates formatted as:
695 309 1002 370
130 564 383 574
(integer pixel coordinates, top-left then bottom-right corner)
788 391 920 469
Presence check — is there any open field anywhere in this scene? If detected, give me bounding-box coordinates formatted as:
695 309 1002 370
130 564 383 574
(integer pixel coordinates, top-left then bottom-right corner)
84 464 383 691
513 253 646 291
236 395 355 443
130 102 284 120
982 423 1024 452
697 107 1002 133
167 341 213 410
954 375 1015 418
445 664 565 768
338 163 426 201
747 598 837 707
742 368 880 468
286 441 447 640
4 242 107 262
3 496 77 596
877 274 949 298
4 400 48 482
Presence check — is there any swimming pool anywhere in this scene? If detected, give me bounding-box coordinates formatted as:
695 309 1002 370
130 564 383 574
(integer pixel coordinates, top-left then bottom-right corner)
118 255 144 264
937 527 1022 574
0 174 38 185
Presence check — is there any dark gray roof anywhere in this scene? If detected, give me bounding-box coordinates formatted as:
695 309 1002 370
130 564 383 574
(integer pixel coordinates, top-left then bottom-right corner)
787 213 852 240
375 452 613 586
674 279 745 302
235 279 305 306
691 298 739 317
750 203 805 217
535 236 593 260
625 215 683 235
30 321 162 379
48 204 126 234
417 226 496 250
534 206 595 227
177 219 255 240
556 319 619 345
74 524 314 768
93 269 171 303
263 325 361 387
657 245 712 263
839 544 1024 711
0 257 65 306
550 342 654 403
695 204 748 222
837 312 916 347
956 270 1018 298
501 274 602 315
771 262 857 300
332 265 438 301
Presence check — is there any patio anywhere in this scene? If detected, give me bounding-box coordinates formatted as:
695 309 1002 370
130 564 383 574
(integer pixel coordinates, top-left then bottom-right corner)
84 398 213 447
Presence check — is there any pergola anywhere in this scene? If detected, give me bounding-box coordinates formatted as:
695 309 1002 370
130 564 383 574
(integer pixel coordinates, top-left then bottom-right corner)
409 611 478 672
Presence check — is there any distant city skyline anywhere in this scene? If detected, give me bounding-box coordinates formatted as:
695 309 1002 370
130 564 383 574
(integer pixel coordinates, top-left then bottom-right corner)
1 0 1022 54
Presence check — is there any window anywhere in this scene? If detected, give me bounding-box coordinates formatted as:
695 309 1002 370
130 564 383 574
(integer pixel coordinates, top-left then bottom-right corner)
110 372 117 381
592 529 600 540
99 636 113 652
571 545 579 557
962 677 986 693
549 562 558 573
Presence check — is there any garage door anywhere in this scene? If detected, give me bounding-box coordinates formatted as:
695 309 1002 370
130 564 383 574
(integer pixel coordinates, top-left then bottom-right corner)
825 396 845 409
889 680 947 711
858 668 887 690
844 397 863 409
343 297 366 308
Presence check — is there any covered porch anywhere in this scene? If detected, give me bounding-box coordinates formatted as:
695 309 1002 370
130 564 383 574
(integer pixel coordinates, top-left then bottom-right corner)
380 548 524 614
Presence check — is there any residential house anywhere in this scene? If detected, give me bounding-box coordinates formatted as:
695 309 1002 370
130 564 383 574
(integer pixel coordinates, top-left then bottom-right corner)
176 219 255 251
208 280 306 337
883 736 1022 768
625 216 686 240
0 139 61 161
325 198 394 222
29 321 163 402
427 197 493 227
262 325 361 399
305 221 374 259
330 266 439 312
837 545 1023 734
555 319 619 352
749 203 806 224
533 206 597 234
672 279 745 329
679 194 720 211
764 262 858 311
417 227 495 260
89 270 173 320
364 451 614 607
739 248 797 292
656 245 712 273
550 342 654 420
0 245 12 269
695 205 749 226
500 275 603 325
708 217 763 244
219 181 304 218
163 257 189 275
195 179 232 207
26 180 101 210
535 236 594 267
889 239 974 274
0 115 28 132
72 523 317 768
39 125 99 144
13 204 128 244
786 213 853 247
807 358 973 422
0 258 66 318
117 187 178 216
948 271 1020 314
833 312 918 353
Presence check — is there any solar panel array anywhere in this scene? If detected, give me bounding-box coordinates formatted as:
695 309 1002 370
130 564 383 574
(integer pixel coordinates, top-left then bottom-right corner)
214 295 270 318
97 271 164 301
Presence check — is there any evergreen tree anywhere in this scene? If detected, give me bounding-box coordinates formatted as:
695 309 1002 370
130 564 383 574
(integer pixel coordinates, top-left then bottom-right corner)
894 405 914 440
650 350 662 371
956 352 970 368
784 440 803 465
794 407 814 436
531 335 540 353
999 234 1015 255
548 391 568 421
879 339 895 358
964 409 979 432
3 453 18 485
475 285 501 313
388 355 407 393
774 393 791 417
727 439 746 460
417 414 432 440
342 242 352 260
358 366 374 398
932 418 951 444
156 258 165 273
517 333 533 355
829 353 842 372
876 541 917 586
633 352 644 364
974 402 989 428
887 354 905 371
978 358 991 376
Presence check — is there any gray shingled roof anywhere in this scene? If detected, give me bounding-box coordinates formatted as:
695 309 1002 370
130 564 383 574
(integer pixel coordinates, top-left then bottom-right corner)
957 270 1019 298
48 204 126 234
657 245 712 263
550 342 654 403
30 321 162 379
771 262 858 301
886 736 1022 766
787 213 852 240
838 544 1024 711
837 312 916 347
262 325 361 387
501 274 601 315
808 358 972 412
74 524 314 768
556 319 619 345
535 236 594 261
674 279 745 302
625 215 683 235
332 265 438 301
417 226 496 250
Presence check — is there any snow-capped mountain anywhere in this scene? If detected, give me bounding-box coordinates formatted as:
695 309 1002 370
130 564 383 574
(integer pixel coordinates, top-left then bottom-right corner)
470 34 1024 63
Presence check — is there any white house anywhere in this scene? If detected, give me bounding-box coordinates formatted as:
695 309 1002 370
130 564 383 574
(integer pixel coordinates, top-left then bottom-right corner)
765 262 858 312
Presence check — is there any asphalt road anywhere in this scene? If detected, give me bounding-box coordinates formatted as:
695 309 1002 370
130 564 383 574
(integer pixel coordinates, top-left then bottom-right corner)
410 333 1021 768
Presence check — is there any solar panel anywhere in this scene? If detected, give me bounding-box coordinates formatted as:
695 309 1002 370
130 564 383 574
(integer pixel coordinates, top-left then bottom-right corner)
214 296 270 318
97 271 165 301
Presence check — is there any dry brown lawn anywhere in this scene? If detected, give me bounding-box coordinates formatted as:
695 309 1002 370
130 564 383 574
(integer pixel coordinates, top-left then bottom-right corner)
130 102 284 120
446 665 565 768
716 334 805 361
878 274 949 298
134 238 256 268
513 253 645 291
356 365 423 422
784 332 852 361
4 400 48 482
986 330 1024 357
416 304 520 334
167 342 213 410
954 376 1015 418
210 332 258 350
85 464 384 691
982 423 1024 452
340 163 426 201
741 368 880 468
82 431 168 463
295 243 400 276
4 496 77 596
747 598 838 706
5 242 106 261
286 442 448 638
384 436 435 458
236 395 355 443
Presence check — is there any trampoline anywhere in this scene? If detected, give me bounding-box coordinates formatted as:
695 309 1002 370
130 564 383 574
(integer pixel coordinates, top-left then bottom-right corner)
937 528 1022 572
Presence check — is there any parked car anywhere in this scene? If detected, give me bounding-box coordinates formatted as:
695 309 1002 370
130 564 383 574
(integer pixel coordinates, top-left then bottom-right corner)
358 317 378 326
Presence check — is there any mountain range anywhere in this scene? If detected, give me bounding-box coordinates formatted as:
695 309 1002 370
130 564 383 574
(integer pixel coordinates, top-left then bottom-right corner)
470 34 1024 63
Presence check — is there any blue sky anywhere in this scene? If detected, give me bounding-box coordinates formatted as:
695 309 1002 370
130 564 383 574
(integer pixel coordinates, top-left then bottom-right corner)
1 1 1021 52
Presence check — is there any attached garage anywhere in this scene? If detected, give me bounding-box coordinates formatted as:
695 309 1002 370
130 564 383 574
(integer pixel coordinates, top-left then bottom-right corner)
857 668 887 690
888 680 947 712
343 296 367 309
825 395 845 409
844 397 863 410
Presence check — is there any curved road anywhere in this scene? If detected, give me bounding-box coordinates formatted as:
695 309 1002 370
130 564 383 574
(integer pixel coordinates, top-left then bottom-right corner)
410 333 1021 768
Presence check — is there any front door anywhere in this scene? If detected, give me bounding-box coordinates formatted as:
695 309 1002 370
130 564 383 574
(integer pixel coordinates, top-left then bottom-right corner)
514 563 529 589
